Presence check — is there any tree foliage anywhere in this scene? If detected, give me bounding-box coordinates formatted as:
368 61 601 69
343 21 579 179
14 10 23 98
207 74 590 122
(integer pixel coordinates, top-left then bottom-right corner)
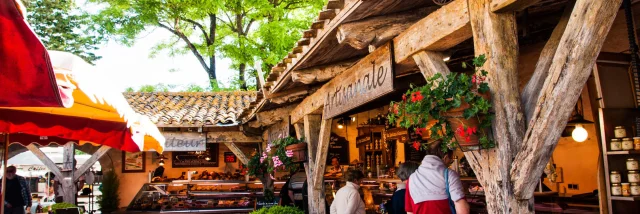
24 0 105 64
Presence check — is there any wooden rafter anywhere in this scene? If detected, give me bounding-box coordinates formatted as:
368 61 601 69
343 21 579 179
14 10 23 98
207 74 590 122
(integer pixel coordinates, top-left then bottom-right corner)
223 142 250 165
73 146 110 181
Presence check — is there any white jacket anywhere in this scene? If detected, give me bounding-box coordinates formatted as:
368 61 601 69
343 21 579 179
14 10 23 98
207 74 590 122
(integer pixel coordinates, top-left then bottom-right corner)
330 182 365 214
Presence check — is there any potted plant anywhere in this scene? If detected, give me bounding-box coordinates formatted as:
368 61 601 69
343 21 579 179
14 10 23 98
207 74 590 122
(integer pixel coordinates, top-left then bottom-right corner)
388 55 495 151
251 205 304 214
247 136 305 200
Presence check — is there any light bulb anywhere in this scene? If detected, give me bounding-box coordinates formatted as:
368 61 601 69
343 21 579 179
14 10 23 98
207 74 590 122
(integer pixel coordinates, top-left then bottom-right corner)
572 125 588 142
352 117 356 122
205 157 211 161
159 160 165 166
338 124 344 129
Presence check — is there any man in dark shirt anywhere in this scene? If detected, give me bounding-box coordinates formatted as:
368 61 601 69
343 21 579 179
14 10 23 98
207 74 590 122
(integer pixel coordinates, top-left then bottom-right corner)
4 166 31 214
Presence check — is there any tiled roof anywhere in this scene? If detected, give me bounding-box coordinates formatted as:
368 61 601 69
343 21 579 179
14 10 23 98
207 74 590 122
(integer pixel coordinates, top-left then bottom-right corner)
124 92 257 126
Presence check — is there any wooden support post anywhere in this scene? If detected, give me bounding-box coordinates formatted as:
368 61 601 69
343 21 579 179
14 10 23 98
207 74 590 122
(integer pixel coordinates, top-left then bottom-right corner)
73 146 110 181
304 115 322 167
412 51 451 79
26 144 63 179
61 143 77 204
293 123 304 139
307 118 332 214
224 142 250 165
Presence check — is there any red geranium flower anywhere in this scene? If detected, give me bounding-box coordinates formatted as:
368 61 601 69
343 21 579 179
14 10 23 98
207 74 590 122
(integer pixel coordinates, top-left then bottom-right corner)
466 126 477 135
402 94 407 101
412 141 421 151
411 91 424 103
393 103 399 114
456 126 465 136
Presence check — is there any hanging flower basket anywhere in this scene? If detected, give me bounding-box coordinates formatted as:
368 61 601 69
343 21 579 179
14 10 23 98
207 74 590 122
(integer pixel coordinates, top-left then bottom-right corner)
389 55 496 151
285 142 307 163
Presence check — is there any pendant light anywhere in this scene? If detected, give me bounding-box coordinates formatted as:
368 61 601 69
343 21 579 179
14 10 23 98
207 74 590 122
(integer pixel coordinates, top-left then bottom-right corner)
564 96 593 142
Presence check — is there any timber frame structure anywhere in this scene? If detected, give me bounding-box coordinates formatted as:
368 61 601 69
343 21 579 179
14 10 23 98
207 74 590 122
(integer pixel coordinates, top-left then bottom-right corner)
240 0 630 213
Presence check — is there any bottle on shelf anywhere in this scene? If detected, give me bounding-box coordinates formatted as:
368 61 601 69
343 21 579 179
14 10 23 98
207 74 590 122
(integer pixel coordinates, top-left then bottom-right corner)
450 156 459 173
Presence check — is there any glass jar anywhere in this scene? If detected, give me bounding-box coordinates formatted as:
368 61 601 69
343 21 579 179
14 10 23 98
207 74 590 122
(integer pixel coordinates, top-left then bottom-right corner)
623 138 634 150
628 158 639 170
615 126 627 138
622 183 632 196
611 171 622 183
612 183 622 196
611 139 622 151
629 171 640 183
632 183 640 196
635 137 640 150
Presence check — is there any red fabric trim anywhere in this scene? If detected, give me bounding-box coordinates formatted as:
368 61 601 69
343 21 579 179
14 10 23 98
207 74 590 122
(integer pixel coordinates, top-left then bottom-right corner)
0 0 63 107
0 109 140 152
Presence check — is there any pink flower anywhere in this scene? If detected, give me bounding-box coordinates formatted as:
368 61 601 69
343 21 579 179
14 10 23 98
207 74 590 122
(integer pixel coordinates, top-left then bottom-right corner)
286 150 294 158
260 152 267 163
266 143 272 153
272 156 283 168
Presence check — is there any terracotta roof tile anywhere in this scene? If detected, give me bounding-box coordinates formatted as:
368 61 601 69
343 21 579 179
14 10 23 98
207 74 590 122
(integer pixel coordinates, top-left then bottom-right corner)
124 92 257 126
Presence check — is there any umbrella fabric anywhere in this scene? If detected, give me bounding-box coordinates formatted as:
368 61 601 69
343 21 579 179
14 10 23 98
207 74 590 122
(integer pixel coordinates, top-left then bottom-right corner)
0 51 165 152
0 0 68 107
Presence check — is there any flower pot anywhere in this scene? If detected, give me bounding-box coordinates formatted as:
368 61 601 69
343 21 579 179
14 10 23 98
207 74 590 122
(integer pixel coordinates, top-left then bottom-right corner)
285 142 307 163
445 115 482 147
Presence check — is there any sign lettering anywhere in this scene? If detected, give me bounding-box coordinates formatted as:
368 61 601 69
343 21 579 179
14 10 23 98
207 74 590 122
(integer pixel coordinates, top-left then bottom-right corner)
163 132 207 152
267 118 291 144
323 43 394 118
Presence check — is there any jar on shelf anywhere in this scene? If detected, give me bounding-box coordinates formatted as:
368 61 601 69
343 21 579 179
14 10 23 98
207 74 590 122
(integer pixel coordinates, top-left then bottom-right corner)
615 126 627 138
632 183 640 196
622 183 632 196
635 137 640 150
623 138 634 150
612 183 622 196
611 171 622 183
629 171 640 183
627 158 639 170
611 139 622 151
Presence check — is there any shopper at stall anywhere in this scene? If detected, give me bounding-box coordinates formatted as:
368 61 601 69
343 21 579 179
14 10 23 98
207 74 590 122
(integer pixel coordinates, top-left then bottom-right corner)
3 166 32 214
405 142 470 214
385 161 420 214
330 169 365 214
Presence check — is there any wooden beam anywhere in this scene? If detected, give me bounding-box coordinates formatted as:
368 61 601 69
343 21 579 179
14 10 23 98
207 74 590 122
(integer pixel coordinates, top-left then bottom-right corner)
521 1 572 123
466 0 525 212
326 0 344 10
307 118 332 214
62 143 74 171
311 20 326 30
293 46 304 54
312 118 332 188
337 7 438 50
291 59 356 84
298 38 311 46
207 131 262 143
293 123 304 139
412 51 451 79
303 29 318 38
304 115 322 167
255 104 297 127
73 146 110 181
393 0 472 65
491 0 541 13
319 9 337 20
511 0 622 199
224 142 250 165
26 144 62 179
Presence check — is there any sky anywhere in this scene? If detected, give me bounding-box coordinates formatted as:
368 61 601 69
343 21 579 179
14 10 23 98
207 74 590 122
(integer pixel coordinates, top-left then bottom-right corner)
76 0 235 92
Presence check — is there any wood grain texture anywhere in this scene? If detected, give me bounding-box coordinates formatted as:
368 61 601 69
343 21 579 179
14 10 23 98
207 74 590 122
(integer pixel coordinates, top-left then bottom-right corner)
73 146 110 181
511 0 622 199
310 118 332 214
521 1 572 123
412 51 451 79
291 59 356 84
206 131 263 143
467 0 526 212
223 142 250 165
303 115 324 214
336 7 438 50
393 0 472 65
254 104 296 127
491 0 541 13
62 143 74 171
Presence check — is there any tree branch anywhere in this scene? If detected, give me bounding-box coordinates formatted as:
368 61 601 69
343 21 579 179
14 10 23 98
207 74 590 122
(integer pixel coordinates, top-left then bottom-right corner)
183 18 212 45
157 22 210 73
244 19 255 35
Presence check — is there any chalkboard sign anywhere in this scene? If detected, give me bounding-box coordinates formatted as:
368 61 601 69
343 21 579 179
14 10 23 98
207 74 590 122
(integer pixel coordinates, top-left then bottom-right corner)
255 196 280 210
171 143 219 168
224 152 236 163
404 142 426 162
327 134 350 165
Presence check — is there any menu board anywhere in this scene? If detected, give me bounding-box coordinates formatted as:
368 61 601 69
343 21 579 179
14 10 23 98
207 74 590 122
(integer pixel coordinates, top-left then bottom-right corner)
171 143 219 168
327 134 350 165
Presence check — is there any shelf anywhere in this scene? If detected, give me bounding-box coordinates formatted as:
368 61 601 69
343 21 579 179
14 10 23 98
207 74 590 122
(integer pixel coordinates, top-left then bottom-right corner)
357 125 385 129
610 196 640 201
365 149 383 152
170 180 286 185
607 150 640 155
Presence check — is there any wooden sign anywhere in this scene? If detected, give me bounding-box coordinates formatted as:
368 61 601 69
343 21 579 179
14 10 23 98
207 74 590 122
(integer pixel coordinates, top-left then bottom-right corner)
267 117 291 144
386 127 408 143
323 42 394 119
356 134 371 146
224 152 237 163
163 132 206 152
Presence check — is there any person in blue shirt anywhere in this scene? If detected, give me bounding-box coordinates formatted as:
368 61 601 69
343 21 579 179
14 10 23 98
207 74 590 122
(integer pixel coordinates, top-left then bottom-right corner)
385 162 420 214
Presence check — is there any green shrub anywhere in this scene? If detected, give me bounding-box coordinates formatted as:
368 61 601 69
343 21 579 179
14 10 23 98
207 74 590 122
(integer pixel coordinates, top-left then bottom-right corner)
43 202 77 214
98 170 120 213
251 205 304 214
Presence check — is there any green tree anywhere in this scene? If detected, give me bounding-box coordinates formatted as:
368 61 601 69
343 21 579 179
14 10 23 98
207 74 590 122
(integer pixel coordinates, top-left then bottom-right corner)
24 0 105 64
217 0 323 90
89 0 222 87
98 170 120 213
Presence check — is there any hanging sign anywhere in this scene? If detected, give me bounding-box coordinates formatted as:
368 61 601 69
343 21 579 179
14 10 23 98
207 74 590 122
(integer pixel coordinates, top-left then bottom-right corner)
356 134 371 146
386 127 408 143
323 42 394 119
163 132 207 152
